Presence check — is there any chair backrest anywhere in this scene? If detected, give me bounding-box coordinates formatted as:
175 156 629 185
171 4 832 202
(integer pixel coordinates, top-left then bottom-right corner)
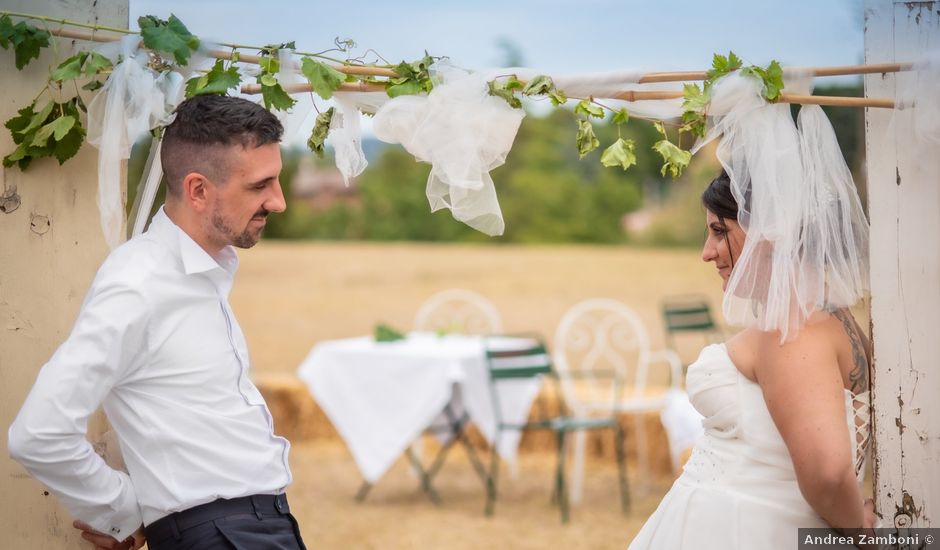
484 337 555 425
413 289 503 335
553 298 652 414
661 294 722 366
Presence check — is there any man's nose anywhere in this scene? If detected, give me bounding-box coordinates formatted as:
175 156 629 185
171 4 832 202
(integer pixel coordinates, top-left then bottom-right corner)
267 181 287 213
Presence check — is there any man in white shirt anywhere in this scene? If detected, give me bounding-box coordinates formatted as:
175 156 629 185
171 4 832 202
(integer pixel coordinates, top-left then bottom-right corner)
8 95 305 550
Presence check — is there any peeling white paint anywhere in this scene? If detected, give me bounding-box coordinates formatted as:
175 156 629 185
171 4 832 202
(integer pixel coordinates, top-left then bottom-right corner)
865 0 940 529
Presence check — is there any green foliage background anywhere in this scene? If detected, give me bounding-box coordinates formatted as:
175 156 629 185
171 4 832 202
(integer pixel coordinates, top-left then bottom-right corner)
128 84 864 247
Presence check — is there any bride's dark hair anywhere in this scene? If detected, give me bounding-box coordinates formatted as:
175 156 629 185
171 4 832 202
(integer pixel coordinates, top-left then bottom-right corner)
701 170 741 267
701 170 737 221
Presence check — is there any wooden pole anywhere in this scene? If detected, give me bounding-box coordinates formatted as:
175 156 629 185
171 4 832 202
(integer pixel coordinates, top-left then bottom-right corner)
31 15 905 109
45 27 398 77
42 24 912 85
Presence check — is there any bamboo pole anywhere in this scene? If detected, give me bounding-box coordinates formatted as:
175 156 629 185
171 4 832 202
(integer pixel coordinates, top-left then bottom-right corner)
241 81 387 94
609 89 895 108
638 62 912 83
43 25 911 85
29 14 907 107
45 27 398 77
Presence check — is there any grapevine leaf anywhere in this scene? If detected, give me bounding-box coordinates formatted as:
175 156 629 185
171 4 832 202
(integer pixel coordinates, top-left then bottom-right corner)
600 137 637 171
504 75 524 91
307 107 334 158
576 119 599 159
574 99 605 119
652 139 692 178
548 90 567 106
52 115 76 141
0 16 51 69
261 81 296 111
300 57 345 100
521 74 554 96
612 108 629 125
5 103 37 137
185 59 241 96
51 53 86 81
680 110 707 138
53 123 85 164
487 80 521 108
653 120 667 138
0 15 12 49
138 14 200 66
3 142 32 169
387 78 423 98
763 60 784 102
83 51 113 75
260 74 277 87
682 83 709 111
19 101 54 136
706 50 743 83
388 53 434 97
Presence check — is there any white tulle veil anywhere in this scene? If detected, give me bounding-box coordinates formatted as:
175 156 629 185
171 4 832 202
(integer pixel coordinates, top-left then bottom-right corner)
693 73 870 341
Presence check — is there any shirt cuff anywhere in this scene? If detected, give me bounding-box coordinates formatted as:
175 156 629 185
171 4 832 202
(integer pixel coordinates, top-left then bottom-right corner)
89 473 142 541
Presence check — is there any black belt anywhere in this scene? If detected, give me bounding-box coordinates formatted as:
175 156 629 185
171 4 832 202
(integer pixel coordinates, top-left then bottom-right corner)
145 494 291 545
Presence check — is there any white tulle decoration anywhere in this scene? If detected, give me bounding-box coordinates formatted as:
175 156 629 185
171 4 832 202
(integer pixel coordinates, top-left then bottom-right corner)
694 73 869 341
87 35 182 249
372 66 524 236
328 94 369 186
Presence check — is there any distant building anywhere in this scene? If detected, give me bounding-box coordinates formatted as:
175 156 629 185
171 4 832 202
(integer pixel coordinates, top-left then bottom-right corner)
291 156 360 209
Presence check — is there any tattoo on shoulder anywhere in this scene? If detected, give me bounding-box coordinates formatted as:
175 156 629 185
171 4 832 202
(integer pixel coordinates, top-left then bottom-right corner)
832 309 869 394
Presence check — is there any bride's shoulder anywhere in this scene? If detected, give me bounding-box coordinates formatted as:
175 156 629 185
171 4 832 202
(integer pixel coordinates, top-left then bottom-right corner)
729 319 843 383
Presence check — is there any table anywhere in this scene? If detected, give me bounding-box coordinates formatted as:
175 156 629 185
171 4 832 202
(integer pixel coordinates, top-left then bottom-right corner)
296 332 544 488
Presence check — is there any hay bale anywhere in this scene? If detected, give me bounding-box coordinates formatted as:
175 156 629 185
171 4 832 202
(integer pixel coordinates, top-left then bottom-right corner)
254 374 672 476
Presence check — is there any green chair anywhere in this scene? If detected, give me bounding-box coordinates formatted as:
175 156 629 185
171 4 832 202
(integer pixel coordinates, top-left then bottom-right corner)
661 295 723 367
483 337 629 523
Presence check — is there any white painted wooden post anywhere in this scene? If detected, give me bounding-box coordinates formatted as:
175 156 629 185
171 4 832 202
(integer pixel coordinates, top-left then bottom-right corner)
0 0 128 547
864 0 940 529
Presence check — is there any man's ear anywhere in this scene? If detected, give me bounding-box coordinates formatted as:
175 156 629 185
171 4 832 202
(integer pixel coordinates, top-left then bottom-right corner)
181 172 211 212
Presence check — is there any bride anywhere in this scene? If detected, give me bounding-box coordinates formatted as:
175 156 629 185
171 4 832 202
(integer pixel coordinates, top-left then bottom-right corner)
629 170 877 549
630 73 878 548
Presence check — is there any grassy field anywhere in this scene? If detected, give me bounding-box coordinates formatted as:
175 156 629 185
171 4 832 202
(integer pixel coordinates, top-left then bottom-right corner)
231 241 725 375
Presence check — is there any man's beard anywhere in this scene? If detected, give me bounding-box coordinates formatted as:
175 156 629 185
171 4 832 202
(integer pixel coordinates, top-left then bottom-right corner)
211 210 266 249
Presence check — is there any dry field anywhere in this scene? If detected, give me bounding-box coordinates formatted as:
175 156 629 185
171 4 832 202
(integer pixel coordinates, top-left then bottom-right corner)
229 242 719 549
231 241 725 375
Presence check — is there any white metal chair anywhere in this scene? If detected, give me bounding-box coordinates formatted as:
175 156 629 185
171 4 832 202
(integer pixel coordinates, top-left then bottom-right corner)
409 289 503 478
553 298 682 502
413 289 503 335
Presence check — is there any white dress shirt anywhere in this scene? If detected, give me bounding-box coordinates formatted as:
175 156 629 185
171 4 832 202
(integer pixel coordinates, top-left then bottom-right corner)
8 207 292 540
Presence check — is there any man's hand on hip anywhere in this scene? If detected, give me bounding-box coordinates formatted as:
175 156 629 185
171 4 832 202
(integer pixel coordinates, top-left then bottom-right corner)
73 520 145 550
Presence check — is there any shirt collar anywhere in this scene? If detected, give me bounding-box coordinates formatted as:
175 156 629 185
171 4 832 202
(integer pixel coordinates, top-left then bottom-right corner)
148 207 239 277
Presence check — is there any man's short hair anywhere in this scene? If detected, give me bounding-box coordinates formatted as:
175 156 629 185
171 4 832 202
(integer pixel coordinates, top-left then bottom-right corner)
160 95 284 197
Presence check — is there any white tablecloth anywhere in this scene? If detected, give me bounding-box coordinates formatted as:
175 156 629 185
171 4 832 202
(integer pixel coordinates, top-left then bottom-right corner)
297 332 544 483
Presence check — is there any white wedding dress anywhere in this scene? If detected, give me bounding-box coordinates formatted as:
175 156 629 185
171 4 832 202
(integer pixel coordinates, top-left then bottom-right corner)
629 343 870 549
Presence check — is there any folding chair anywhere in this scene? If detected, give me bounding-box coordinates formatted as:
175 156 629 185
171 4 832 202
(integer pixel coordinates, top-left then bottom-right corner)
483 337 629 523
661 294 723 368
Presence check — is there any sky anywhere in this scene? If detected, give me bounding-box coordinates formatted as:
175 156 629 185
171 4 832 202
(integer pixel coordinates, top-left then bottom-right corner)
129 0 865 77
127 0 866 142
